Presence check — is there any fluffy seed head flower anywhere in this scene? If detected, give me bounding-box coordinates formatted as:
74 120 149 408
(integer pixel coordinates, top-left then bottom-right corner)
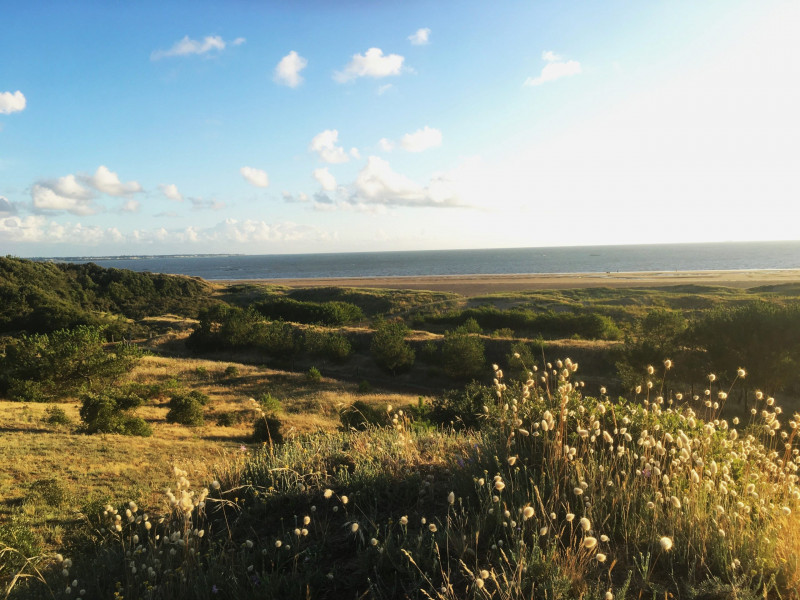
447 491 455 505
659 536 673 551
580 517 592 531
566 513 575 522
596 553 607 562
475 578 485 589
350 522 359 533
522 506 535 520
399 515 408 525
323 489 333 499
737 368 746 378
341 495 349 505
583 536 598 549
494 480 505 491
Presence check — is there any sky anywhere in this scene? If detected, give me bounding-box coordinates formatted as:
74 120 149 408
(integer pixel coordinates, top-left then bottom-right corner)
1 0 799 257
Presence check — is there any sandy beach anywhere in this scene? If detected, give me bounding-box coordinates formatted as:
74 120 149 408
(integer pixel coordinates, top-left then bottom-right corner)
222 269 800 297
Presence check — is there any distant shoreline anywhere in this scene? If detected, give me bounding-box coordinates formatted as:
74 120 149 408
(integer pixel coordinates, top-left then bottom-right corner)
213 269 800 297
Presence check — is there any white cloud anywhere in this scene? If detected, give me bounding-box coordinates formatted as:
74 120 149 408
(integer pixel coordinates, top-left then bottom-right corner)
350 147 360 159
274 51 308 88
524 51 582 86
151 35 237 60
240 166 270 188
378 138 394 152
309 129 349 163
84 165 142 196
333 48 405 83
353 156 460 208
190 197 226 210
0 196 17 216
159 183 183 201
408 28 431 46
400 126 443 152
313 167 337 191
232 37 246 46
377 84 394 95
0 215 114 245
121 199 140 213
0 90 26 114
282 191 310 203
31 184 99 216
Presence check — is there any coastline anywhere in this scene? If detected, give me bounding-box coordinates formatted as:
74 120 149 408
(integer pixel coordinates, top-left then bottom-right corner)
213 268 800 297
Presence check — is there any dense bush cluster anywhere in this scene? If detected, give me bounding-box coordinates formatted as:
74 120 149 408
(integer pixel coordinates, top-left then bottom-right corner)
0 325 142 402
253 297 364 325
0 256 213 335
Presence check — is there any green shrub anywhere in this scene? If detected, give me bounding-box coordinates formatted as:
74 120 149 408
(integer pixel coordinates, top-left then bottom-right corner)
166 391 207 427
371 319 415 374
339 400 390 430
306 366 322 382
258 392 283 413
79 392 152 436
252 414 284 444
223 365 240 378
194 366 209 380
42 406 72 426
430 381 494 429
357 380 373 394
441 325 485 380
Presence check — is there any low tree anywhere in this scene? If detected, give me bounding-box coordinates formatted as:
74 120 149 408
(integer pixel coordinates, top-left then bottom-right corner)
0 325 142 402
442 324 486 380
370 319 415 374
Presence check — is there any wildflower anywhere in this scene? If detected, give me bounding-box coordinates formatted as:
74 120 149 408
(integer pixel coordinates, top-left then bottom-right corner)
245 539 253 549
341 495 349 505
573 487 584 496
659 536 673 551
596 553 607 562
429 523 437 533
508 456 517 466
565 513 575 522
539 526 548 536
606 592 614 600
475 578 485 589
664 359 672 370
350 522 359 533
579 517 591 531
211 480 221 490
647 365 654 375
583 536 598 549
370 538 378 546
494 480 505 492
522 506 535 520
274 540 282 548
447 491 455 505
600 534 609 542
600 387 606 395
737 368 746 378
399 515 408 525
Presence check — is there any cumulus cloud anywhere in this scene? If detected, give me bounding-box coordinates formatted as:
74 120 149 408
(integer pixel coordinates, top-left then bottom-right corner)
0 196 17 216
0 215 115 245
377 84 394 96
378 138 394 152
190 197 226 210
524 51 582 86
313 167 337 191
400 126 443 152
333 48 405 83
408 28 431 45
352 156 460 208
240 166 270 188
151 35 242 60
31 174 98 215
0 90 26 114
282 191 310 203
309 129 350 163
274 51 308 88
159 183 183 201
121 199 140 213
83 165 142 196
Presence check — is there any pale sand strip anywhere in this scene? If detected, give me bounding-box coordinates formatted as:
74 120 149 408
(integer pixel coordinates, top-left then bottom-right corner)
218 269 800 297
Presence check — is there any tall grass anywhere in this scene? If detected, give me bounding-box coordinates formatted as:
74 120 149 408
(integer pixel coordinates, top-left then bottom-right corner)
4 358 799 599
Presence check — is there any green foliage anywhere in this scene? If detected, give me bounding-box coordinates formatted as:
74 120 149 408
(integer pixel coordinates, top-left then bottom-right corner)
223 365 240 378
166 391 208 427
41 406 72 426
79 391 152 436
441 324 486 380
0 325 142 401
306 366 322 382
253 297 364 325
304 327 352 362
421 305 622 340
430 381 494 429
0 256 213 335
252 414 284 444
339 400 390 430
370 319 415 374
258 392 283 413
688 301 800 393
357 380 373 394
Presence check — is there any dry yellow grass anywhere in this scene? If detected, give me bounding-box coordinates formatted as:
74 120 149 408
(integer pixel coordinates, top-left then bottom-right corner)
0 352 421 553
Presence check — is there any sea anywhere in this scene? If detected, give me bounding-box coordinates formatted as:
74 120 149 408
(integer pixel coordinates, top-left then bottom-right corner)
44 241 800 281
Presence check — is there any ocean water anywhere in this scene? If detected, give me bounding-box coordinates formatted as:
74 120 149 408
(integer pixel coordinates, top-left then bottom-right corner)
50 241 800 280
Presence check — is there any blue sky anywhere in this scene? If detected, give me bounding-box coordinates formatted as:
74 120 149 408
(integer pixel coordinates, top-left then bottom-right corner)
1 0 799 256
